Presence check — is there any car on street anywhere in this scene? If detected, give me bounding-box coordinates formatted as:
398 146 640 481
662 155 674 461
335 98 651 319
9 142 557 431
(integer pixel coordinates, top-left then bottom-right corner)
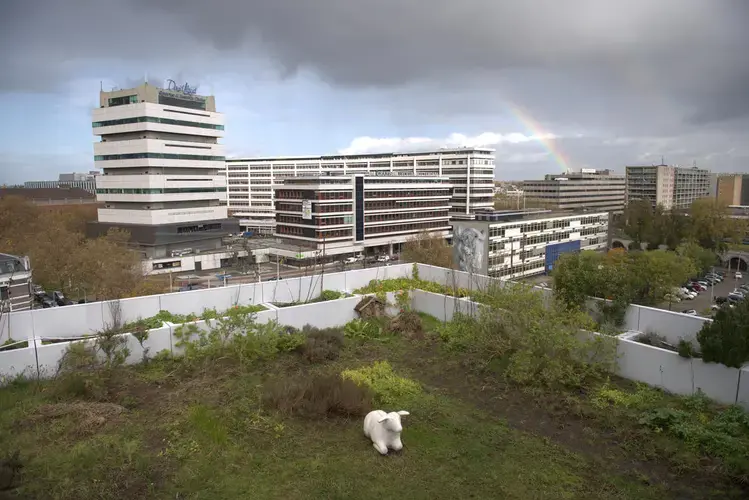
690 282 707 291
681 309 698 316
376 255 391 263
735 272 743 279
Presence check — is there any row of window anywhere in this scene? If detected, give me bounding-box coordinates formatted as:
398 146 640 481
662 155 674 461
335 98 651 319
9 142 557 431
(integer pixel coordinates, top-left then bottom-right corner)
92 116 224 130
366 190 450 199
97 187 225 194
366 220 447 236
94 153 225 161
365 210 448 223
365 199 449 211
108 95 139 107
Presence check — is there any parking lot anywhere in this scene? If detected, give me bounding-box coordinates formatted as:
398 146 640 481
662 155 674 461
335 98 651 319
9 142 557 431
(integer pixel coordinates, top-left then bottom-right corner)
663 269 746 316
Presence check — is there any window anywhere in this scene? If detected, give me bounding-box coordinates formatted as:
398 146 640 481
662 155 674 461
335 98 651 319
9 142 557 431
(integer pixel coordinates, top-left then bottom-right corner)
96 187 226 194
108 95 138 107
92 116 224 130
176 223 222 234
94 153 225 161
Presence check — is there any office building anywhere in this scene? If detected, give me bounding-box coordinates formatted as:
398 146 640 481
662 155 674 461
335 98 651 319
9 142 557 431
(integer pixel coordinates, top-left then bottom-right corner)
716 174 749 206
523 169 625 213
451 210 609 279
625 164 710 210
88 82 238 258
0 187 98 206
273 173 452 257
0 253 32 312
24 172 100 194
226 148 495 234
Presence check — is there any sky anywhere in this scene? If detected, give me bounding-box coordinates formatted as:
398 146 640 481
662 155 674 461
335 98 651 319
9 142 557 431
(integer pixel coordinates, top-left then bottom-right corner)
1 0 749 184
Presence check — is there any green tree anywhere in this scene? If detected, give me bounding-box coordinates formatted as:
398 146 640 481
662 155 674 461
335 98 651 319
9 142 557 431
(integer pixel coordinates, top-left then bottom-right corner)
622 200 655 246
676 241 717 275
688 198 741 251
630 250 696 305
697 299 749 368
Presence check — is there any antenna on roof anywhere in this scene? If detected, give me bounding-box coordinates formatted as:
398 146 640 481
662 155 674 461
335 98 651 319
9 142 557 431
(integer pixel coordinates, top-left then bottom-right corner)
100 80 102 91
661 155 665 166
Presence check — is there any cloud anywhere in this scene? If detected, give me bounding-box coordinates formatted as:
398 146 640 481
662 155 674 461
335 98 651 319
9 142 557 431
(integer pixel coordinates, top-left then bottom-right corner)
338 132 558 155
2 0 749 183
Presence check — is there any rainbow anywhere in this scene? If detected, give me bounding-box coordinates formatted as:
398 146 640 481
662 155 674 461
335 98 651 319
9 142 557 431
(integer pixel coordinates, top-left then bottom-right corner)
508 103 572 172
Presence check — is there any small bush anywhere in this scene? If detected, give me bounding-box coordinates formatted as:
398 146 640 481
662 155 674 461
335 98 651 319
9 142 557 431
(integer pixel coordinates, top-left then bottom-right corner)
263 373 372 418
300 326 345 363
677 339 696 358
341 361 422 406
319 290 342 302
343 318 384 341
276 332 305 353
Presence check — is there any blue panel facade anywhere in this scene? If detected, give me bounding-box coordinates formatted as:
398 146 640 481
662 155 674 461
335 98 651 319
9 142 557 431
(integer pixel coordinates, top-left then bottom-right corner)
544 240 581 274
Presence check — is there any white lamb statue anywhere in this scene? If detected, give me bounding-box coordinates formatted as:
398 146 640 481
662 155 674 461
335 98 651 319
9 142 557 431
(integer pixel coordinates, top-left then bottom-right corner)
363 410 409 455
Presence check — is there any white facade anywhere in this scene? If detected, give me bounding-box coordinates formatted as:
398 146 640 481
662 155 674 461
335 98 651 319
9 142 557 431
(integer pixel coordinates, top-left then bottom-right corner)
452 211 609 279
226 148 495 234
92 98 227 226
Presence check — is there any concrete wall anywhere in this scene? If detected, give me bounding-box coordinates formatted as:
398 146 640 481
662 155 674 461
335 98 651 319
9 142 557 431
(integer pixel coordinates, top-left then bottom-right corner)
623 304 711 345
275 296 361 330
0 264 414 342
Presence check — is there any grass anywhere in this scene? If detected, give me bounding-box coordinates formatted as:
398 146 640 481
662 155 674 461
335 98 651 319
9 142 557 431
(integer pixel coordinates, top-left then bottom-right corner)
1 315 747 499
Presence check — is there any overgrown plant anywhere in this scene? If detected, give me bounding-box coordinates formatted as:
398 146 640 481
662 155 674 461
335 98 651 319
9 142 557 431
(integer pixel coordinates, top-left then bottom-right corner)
95 301 130 370
697 299 749 368
437 283 616 387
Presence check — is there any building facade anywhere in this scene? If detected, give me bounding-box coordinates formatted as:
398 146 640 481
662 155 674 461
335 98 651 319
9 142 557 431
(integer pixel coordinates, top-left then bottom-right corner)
88 82 237 258
522 169 625 213
625 164 710 210
716 174 749 207
272 174 453 257
24 172 100 194
226 148 494 234
0 187 98 206
451 210 609 279
0 253 32 312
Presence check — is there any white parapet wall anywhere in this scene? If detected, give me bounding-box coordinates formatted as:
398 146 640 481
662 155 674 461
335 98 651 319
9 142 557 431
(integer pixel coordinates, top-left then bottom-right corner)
0 264 413 342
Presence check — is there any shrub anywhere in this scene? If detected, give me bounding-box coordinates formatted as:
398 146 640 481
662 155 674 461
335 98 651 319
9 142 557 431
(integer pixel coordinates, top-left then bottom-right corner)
299 326 345 363
697 300 749 368
388 311 424 340
276 332 305 353
341 361 422 406
343 318 384 341
263 373 373 418
319 290 342 302
677 339 696 358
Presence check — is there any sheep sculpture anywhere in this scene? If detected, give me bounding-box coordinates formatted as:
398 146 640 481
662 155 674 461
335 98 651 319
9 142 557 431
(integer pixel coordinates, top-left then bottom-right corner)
363 410 409 455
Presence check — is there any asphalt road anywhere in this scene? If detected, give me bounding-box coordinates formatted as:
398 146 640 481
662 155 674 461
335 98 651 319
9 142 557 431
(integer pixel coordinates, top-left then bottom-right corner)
663 269 746 315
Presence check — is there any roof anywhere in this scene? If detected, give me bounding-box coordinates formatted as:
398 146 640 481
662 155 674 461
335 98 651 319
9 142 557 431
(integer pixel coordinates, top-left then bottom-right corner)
226 147 496 162
0 187 95 201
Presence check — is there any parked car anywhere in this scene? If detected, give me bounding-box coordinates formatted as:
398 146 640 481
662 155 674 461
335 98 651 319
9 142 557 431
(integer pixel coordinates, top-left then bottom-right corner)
52 291 73 306
705 274 722 283
664 294 681 303
731 289 746 298
690 282 707 291
735 272 743 279
681 309 698 316
376 255 391 263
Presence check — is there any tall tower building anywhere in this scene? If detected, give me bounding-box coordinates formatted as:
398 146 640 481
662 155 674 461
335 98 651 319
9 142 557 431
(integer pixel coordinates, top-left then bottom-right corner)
88 82 238 258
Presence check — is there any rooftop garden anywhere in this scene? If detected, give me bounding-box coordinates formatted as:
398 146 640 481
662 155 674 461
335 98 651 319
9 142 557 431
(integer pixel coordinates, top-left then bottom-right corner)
1 282 748 499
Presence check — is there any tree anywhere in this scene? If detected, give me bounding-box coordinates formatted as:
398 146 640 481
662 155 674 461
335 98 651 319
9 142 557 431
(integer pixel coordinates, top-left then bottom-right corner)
688 198 741 251
676 241 717 275
697 299 749 368
402 231 454 268
0 197 151 300
622 200 656 246
630 250 696 306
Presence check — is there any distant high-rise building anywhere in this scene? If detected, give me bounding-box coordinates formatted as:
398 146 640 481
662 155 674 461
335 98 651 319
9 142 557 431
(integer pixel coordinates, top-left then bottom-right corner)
226 148 495 235
87 82 238 259
625 164 710 210
522 169 625 213
716 174 749 206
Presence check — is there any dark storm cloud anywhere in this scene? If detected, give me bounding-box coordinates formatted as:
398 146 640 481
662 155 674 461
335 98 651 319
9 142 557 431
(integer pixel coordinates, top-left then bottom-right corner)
2 0 749 174
2 1 747 122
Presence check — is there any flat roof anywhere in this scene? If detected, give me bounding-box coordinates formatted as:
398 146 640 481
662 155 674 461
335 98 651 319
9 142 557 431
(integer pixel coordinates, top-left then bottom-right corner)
226 147 495 162
471 209 609 224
